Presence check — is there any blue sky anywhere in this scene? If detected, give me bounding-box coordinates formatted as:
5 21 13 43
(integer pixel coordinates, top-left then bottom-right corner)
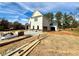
0 2 79 24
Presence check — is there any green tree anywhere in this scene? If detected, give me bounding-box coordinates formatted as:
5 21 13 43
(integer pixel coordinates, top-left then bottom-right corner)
71 19 79 28
63 13 71 28
63 13 78 28
0 18 25 30
55 11 63 28
0 26 4 30
8 22 14 30
13 21 24 30
0 18 9 30
44 12 54 23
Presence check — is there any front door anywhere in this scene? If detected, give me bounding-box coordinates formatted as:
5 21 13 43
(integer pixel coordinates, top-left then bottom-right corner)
33 26 34 30
37 26 39 30
43 26 47 31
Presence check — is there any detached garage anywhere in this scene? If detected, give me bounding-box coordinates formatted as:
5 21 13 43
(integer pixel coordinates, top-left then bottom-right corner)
50 26 58 31
51 27 55 31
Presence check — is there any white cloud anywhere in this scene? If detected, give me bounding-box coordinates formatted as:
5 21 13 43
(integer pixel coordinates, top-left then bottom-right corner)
21 19 28 22
16 2 34 12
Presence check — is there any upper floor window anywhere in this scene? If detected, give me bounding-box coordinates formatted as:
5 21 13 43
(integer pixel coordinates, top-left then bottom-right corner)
34 18 38 21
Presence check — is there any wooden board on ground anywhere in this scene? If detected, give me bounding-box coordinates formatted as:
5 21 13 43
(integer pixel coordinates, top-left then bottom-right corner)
0 35 31 46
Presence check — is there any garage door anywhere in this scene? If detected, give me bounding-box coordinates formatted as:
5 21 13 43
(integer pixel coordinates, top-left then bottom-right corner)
51 27 55 31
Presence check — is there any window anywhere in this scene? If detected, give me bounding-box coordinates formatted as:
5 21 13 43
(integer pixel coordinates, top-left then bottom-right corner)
37 25 39 30
34 18 38 21
33 26 34 29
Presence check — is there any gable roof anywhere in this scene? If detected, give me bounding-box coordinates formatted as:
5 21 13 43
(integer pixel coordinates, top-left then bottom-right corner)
32 10 43 17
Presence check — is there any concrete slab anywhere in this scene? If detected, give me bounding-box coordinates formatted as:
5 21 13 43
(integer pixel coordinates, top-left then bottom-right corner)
24 30 43 35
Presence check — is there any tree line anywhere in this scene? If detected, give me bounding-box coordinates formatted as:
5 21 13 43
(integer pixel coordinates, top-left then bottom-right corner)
44 11 79 29
0 18 25 31
0 11 79 31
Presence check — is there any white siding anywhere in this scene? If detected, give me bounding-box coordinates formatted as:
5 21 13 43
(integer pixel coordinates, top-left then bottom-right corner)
30 16 43 30
28 10 58 31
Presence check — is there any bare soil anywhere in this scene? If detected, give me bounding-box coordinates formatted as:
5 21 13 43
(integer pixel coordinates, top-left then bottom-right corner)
28 31 79 56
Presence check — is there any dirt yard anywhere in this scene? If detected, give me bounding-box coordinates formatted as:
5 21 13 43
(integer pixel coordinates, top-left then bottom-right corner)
28 31 79 56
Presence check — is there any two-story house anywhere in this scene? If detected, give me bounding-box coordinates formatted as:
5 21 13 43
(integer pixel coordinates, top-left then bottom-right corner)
28 10 58 31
